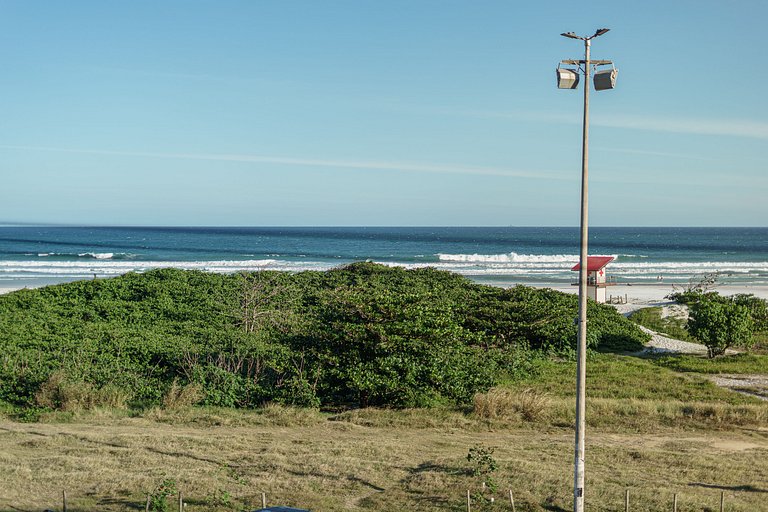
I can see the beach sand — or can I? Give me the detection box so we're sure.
[541,283,768,303]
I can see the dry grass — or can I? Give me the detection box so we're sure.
[1,405,767,512]
[542,397,768,432]
[162,379,205,410]
[4,353,767,511]
[474,388,551,422]
[35,371,130,411]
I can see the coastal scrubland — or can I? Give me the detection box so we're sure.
[0,263,648,413]
[1,265,766,511]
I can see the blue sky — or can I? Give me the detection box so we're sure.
[1,0,767,226]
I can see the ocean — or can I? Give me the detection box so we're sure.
[1,226,767,289]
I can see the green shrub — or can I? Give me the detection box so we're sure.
[688,298,754,358]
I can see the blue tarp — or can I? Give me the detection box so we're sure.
[252,507,310,512]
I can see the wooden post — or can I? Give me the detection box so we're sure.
[509,489,516,512]
[62,490,67,512]
[720,491,725,512]
[178,491,183,512]
[466,489,471,512]
[261,492,267,509]
[673,493,677,512]
[145,494,151,512]
[625,488,629,512]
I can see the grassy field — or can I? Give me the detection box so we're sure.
[2,353,767,512]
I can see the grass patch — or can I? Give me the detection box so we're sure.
[143,403,327,427]
[162,379,205,410]
[511,354,761,405]
[654,353,768,374]
[629,306,692,341]
[750,331,768,354]
[35,371,132,412]
[329,406,476,430]
[2,410,767,511]
[473,388,550,422]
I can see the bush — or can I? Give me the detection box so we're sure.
[688,298,754,358]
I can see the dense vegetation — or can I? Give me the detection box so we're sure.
[0,263,649,412]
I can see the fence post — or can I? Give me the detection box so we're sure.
[145,493,151,512]
[178,491,183,512]
[262,492,267,509]
[673,493,677,512]
[509,489,516,512]
[466,489,471,512]
[62,490,67,512]
[625,488,629,512]
[720,491,725,512]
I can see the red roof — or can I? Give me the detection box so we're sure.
[571,256,615,272]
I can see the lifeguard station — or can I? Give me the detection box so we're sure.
[571,256,615,303]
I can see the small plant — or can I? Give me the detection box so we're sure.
[667,272,722,303]
[467,444,499,501]
[209,488,232,506]
[149,478,177,512]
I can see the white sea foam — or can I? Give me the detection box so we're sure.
[2,256,768,286]
[79,252,114,259]
[0,259,297,277]
[437,252,581,263]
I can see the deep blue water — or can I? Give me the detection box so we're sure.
[1,226,767,288]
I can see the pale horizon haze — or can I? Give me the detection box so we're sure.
[2,0,767,227]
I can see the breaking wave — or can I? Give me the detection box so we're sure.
[2,256,768,287]
[438,252,581,263]
[36,252,135,260]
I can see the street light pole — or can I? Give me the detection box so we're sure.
[558,28,613,512]
[575,35,591,512]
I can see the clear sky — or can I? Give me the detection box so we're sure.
[1,0,766,226]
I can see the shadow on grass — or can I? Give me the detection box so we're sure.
[597,333,646,353]
[97,496,147,510]
[284,468,385,492]
[408,461,470,476]
[689,482,768,493]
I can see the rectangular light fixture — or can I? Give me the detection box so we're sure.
[557,68,580,89]
[593,68,618,90]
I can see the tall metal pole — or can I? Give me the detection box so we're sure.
[574,37,590,512]
[560,28,613,512]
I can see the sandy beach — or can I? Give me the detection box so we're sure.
[541,282,768,305]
